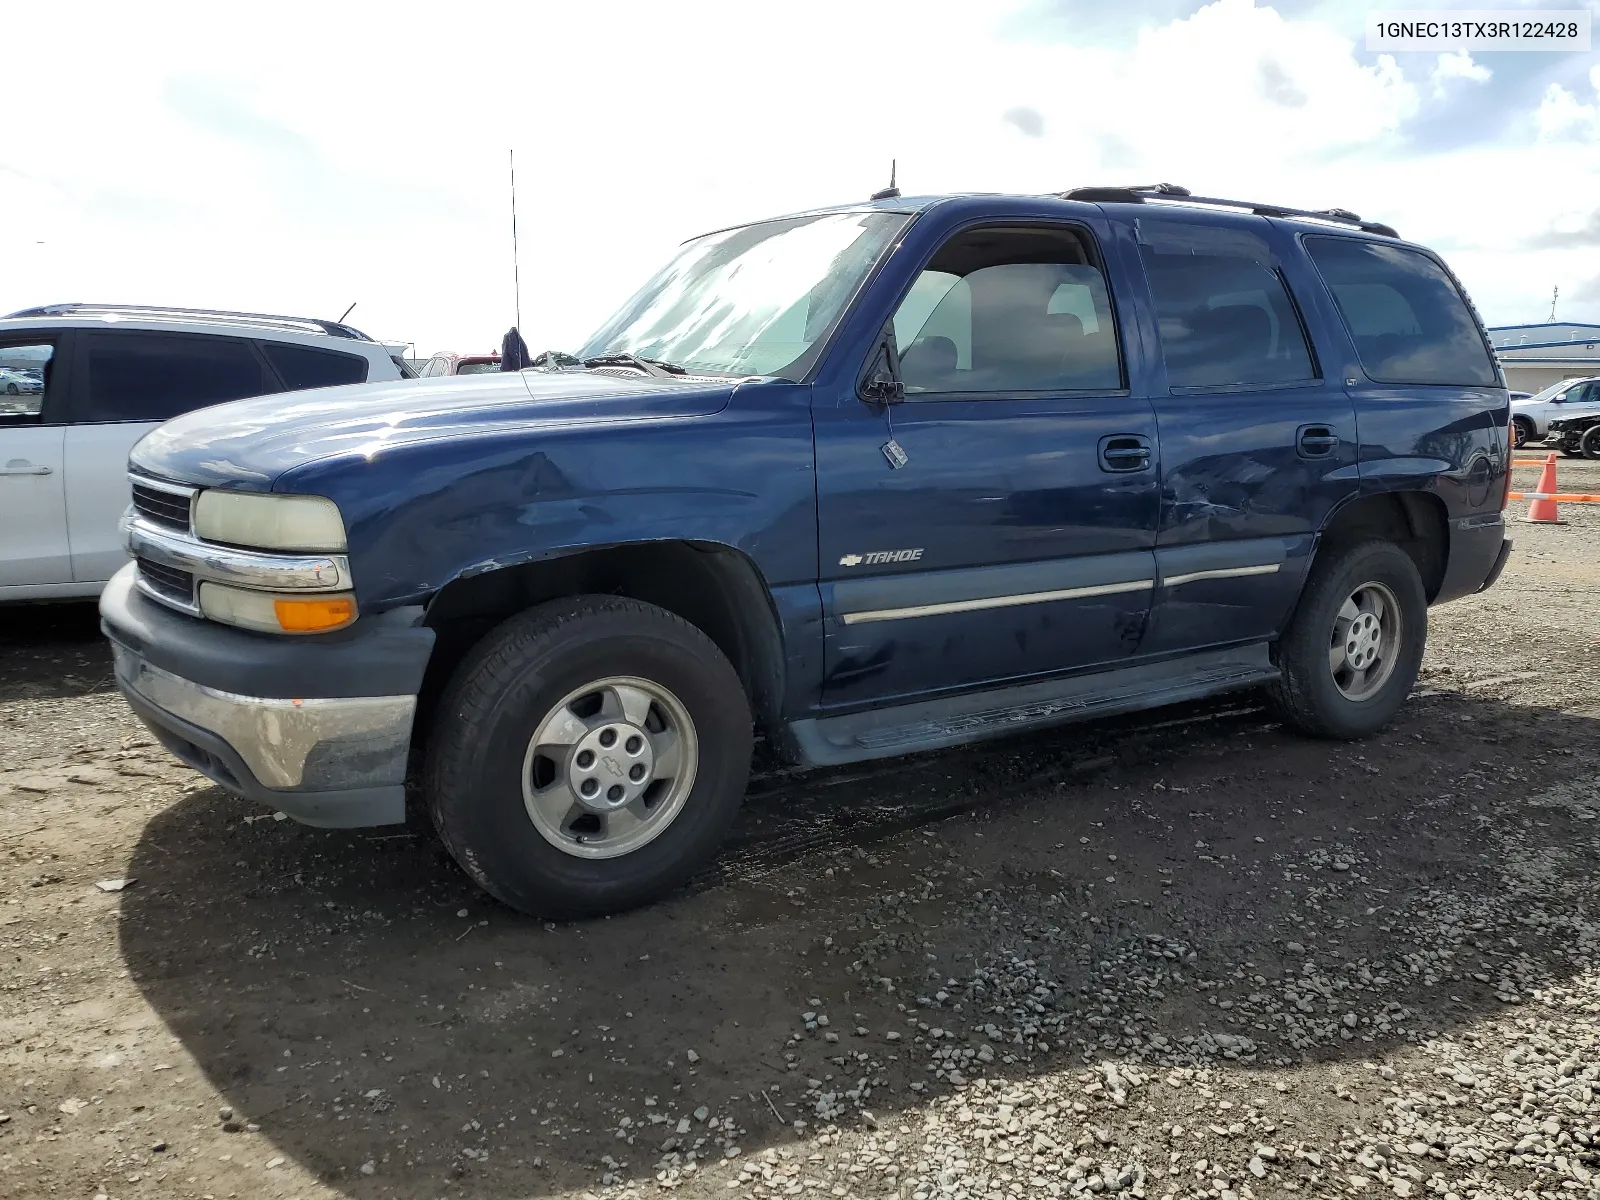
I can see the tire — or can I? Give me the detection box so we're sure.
[1560,442,1585,458]
[425,595,753,919]
[1582,425,1600,460]
[3,383,17,395]
[1511,418,1532,449]
[1267,540,1427,740]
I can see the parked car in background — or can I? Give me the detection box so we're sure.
[1508,390,1532,401]
[0,303,409,603]
[1509,377,1600,446]
[102,184,1511,919]
[417,352,502,377]
[0,366,44,397]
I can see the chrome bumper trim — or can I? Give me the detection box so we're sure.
[112,645,414,791]
[123,513,348,592]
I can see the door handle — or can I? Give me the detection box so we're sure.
[1296,426,1339,459]
[0,459,51,476]
[1099,434,1152,473]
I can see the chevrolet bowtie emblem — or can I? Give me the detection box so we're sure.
[839,554,863,567]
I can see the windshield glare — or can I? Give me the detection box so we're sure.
[578,211,908,379]
[1525,378,1592,402]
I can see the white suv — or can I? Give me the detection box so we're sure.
[0,304,412,602]
[1510,376,1600,447]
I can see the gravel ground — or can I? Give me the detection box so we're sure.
[2,457,1598,1200]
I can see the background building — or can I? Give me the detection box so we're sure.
[1488,322,1600,393]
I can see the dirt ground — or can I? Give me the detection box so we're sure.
[3,457,1599,1200]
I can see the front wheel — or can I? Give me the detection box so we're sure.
[3,383,17,395]
[1268,540,1427,740]
[1511,418,1532,449]
[425,596,753,918]
[1581,425,1600,460]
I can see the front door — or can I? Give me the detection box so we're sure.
[814,220,1161,709]
[1128,214,1360,657]
[0,335,70,591]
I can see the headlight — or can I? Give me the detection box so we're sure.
[199,582,358,634]
[193,491,347,553]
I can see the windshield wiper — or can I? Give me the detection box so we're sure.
[581,352,688,378]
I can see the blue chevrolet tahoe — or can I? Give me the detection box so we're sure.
[101,183,1513,918]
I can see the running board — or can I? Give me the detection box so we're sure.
[789,645,1279,767]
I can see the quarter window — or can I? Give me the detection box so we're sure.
[1138,223,1316,390]
[0,341,54,422]
[890,226,1123,395]
[260,341,368,390]
[1304,236,1497,387]
[78,331,269,423]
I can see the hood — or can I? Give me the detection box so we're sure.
[130,370,739,489]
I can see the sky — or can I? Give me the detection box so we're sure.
[3,0,1599,357]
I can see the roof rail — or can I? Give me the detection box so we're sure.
[3,303,375,341]
[1060,184,1399,239]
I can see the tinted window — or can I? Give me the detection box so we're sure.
[261,341,368,390]
[891,226,1122,395]
[1139,226,1315,390]
[1305,237,1497,387]
[80,332,268,423]
[0,342,54,422]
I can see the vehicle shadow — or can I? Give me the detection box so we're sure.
[116,689,1599,1197]
[0,600,113,701]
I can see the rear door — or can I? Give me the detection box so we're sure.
[1129,214,1360,656]
[64,329,277,584]
[0,333,70,590]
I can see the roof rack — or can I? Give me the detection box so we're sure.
[3,303,375,341]
[1060,184,1399,239]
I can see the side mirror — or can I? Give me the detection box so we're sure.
[858,329,905,405]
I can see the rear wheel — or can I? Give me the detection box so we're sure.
[426,596,753,918]
[1268,540,1427,740]
[1581,425,1600,460]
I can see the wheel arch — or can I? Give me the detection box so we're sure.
[416,540,786,746]
[1316,490,1449,602]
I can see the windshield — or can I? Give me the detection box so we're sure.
[577,211,909,379]
[455,360,501,375]
[1524,378,1593,403]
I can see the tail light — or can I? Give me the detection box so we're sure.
[1500,419,1513,511]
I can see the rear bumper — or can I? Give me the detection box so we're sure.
[1435,513,1511,605]
[100,565,434,827]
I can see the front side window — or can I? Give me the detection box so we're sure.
[579,211,909,379]
[0,341,54,422]
[1139,222,1316,390]
[79,331,269,423]
[1304,236,1497,387]
[890,225,1122,395]
[260,341,368,390]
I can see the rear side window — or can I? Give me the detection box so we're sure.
[261,341,368,390]
[0,340,55,423]
[1139,221,1316,390]
[78,331,269,423]
[1304,237,1497,387]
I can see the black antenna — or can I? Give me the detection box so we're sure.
[1549,285,1559,323]
[870,159,900,201]
[510,149,523,331]
[337,302,357,323]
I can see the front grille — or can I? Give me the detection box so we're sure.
[131,482,192,532]
[136,557,195,605]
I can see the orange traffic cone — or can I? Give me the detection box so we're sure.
[1525,452,1564,524]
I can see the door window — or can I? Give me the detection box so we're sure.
[1304,236,1497,387]
[0,342,55,423]
[78,331,269,423]
[890,226,1123,395]
[260,341,369,390]
[1138,224,1316,390]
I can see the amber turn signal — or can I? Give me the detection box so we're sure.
[273,595,358,633]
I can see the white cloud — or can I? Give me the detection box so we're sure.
[0,0,1596,348]
[1429,51,1490,99]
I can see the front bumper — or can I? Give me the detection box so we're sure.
[100,565,434,828]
